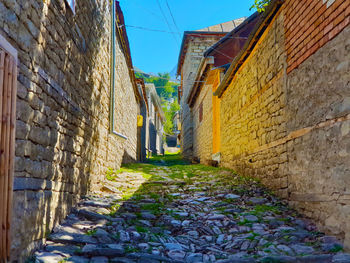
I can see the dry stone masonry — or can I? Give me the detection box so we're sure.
[0,0,139,260]
[217,0,350,251]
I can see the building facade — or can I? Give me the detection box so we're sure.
[187,14,259,165]
[177,19,246,160]
[213,0,350,249]
[0,0,140,260]
[145,83,165,156]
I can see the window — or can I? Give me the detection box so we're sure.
[199,102,203,123]
[66,0,76,14]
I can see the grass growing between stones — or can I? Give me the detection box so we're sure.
[33,153,347,263]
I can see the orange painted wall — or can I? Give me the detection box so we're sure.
[212,70,221,154]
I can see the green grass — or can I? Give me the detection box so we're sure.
[135,226,149,233]
[329,244,343,253]
[86,229,97,236]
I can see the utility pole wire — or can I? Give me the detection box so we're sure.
[121,24,181,34]
[165,0,181,41]
[156,0,180,46]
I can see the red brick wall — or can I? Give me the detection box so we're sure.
[284,0,350,73]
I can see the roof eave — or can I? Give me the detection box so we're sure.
[204,12,260,57]
[214,0,284,98]
[187,56,214,107]
[176,31,228,77]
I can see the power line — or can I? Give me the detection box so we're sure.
[121,24,181,34]
[156,0,180,45]
[165,0,181,40]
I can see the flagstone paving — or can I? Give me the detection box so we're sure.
[33,154,350,263]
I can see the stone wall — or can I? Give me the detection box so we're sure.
[220,11,288,196]
[286,24,350,248]
[0,0,138,260]
[192,69,220,164]
[180,36,224,159]
[192,84,213,164]
[219,5,350,248]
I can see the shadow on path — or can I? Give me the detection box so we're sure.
[32,154,350,263]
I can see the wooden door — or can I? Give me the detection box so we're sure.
[0,36,17,262]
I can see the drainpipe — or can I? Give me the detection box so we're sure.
[110,0,128,140]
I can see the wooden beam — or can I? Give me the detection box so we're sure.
[3,58,13,260]
[0,50,5,261]
[0,55,10,259]
[7,58,17,259]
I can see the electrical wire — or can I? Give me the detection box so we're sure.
[156,0,180,45]
[165,0,181,40]
[121,24,181,34]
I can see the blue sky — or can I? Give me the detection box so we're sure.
[119,0,256,76]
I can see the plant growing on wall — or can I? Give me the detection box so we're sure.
[251,0,271,12]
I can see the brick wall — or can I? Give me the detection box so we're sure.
[285,0,350,72]
[0,0,138,260]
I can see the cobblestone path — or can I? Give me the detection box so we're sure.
[34,155,350,263]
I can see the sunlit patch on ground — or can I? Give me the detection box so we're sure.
[32,154,349,263]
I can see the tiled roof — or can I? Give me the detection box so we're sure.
[177,17,247,76]
[196,18,247,33]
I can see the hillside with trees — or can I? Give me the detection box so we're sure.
[136,72,180,135]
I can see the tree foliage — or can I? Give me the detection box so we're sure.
[136,71,180,135]
[250,0,271,12]
[162,99,180,135]
[135,72,178,98]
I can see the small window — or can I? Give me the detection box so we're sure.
[66,0,76,14]
[199,102,203,123]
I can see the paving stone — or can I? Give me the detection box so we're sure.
[186,253,203,263]
[249,197,267,205]
[49,232,98,244]
[164,243,183,250]
[291,244,314,254]
[332,254,350,263]
[65,256,90,263]
[260,255,296,263]
[45,243,79,256]
[295,254,333,263]
[33,160,343,263]
[168,249,186,260]
[111,258,136,263]
[90,256,109,263]
[35,252,64,263]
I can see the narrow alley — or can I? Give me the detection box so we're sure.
[33,154,348,263]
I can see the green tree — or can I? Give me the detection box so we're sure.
[162,99,180,135]
[251,0,271,12]
[135,71,180,135]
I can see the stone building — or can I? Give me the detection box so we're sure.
[177,18,246,160]
[206,0,350,249]
[136,78,149,162]
[187,13,259,165]
[0,0,141,261]
[144,83,165,157]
